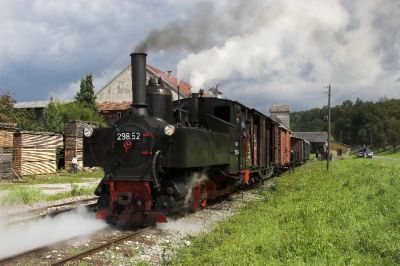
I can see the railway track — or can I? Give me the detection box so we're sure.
[50,227,150,265]
[0,227,149,265]
[1,196,98,225]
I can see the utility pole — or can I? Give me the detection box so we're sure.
[326,85,331,171]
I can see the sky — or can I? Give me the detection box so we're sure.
[0,0,399,113]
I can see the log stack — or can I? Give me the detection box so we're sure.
[64,121,99,170]
[0,123,16,179]
[13,131,63,176]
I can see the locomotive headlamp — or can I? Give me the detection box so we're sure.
[83,126,94,137]
[164,125,175,136]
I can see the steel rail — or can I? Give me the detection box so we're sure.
[0,196,99,219]
[50,227,150,266]
[0,227,114,264]
[0,246,48,264]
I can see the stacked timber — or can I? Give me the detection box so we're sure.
[0,123,16,179]
[13,131,63,176]
[64,121,99,170]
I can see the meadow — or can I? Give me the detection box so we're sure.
[0,170,102,206]
[172,158,400,265]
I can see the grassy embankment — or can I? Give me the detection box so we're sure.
[173,159,400,265]
[0,170,103,206]
[375,148,400,159]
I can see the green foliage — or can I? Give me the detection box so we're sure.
[291,98,400,148]
[14,108,44,131]
[41,100,106,134]
[45,185,96,201]
[43,98,64,133]
[0,169,103,191]
[0,92,16,123]
[172,159,400,265]
[0,92,43,130]
[57,102,105,126]
[387,119,400,153]
[75,74,96,110]
[0,186,44,206]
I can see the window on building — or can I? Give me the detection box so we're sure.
[117,112,123,119]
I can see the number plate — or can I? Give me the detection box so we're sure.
[116,132,142,141]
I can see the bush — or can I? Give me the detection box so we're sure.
[0,186,44,206]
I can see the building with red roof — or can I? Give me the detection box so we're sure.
[96,64,192,124]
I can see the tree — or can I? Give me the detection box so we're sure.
[41,101,106,133]
[0,93,16,123]
[74,74,96,110]
[291,97,400,147]
[43,98,64,133]
[387,118,400,153]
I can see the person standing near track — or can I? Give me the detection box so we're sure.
[290,149,295,171]
[71,156,78,173]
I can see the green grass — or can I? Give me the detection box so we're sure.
[45,184,97,201]
[172,159,400,265]
[0,186,44,206]
[0,184,97,206]
[0,169,103,190]
[375,148,400,159]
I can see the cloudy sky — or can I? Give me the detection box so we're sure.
[0,0,399,112]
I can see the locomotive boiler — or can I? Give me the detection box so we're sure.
[83,52,299,227]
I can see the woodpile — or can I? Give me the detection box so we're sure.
[0,123,16,179]
[13,131,63,176]
[64,121,98,170]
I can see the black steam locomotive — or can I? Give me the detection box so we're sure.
[83,53,299,227]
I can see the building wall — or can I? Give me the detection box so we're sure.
[274,113,290,129]
[96,67,133,103]
[96,67,180,103]
[330,142,351,159]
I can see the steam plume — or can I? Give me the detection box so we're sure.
[0,206,108,259]
[133,1,261,53]
[175,0,400,97]
[184,172,208,208]
[135,0,400,108]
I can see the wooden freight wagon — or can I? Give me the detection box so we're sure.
[278,126,291,168]
[291,136,305,165]
[0,123,16,179]
[64,120,99,170]
[13,131,63,176]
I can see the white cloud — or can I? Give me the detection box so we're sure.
[50,67,121,101]
[176,0,400,110]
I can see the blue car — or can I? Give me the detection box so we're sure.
[357,148,373,158]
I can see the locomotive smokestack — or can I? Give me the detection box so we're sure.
[130,52,148,115]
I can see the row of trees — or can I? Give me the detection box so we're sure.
[0,74,106,134]
[291,98,400,152]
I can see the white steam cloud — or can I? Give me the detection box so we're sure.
[0,206,108,259]
[174,0,400,110]
[184,172,208,208]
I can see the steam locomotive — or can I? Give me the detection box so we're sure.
[83,53,309,227]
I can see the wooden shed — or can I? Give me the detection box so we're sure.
[13,131,63,176]
[64,121,99,170]
[0,123,16,179]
